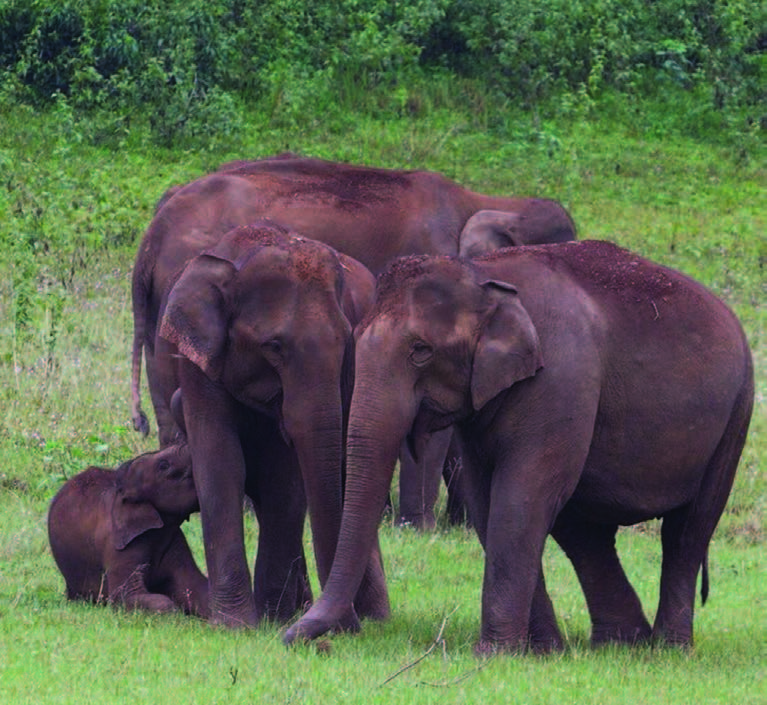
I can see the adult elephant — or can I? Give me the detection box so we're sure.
[284,241,754,653]
[131,154,576,443]
[157,222,387,628]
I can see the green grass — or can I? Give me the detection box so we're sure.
[2,500,765,704]
[0,95,764,703]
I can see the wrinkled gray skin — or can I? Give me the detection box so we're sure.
[284,240,754,653]
[131,155,575,445]
[131,155,575,548]
[48,444,208,616]
[157,222,388,629]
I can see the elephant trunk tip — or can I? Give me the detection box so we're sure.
[132,409,150,437]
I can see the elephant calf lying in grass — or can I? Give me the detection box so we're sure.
[48,444,208,616]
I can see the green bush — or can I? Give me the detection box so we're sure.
[441,0,766,109]
[0,0,763,143]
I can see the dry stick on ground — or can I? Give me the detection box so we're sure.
[418,657,495,688]
[380,606,460,687]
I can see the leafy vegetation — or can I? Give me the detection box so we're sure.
[0,0,764,144]
[0,2,764,703]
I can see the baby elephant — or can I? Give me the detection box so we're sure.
[48,443,208,616]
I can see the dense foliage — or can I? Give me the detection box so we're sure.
[0,0,764,143]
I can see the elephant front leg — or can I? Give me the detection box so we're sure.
[181,363,257,628]
[247,434,313,623]
[477,531,551,654]
[155,531,210,618]
[352,533,390,621]
[252,516,313,623]
[108,563,177,613]
[528,566,565,652]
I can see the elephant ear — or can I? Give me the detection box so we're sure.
[459,210,524,258]
[471,280,543,410]
[159,254,236,381]
[336,252,376,326]
[112,495,164,550]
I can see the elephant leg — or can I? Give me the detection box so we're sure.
[552,514,651,645]
[397,428,452,529]
[145,342,182,447]
[529,565,565,652]
[108,563,177,613]
[442,431,470,526]
[466,407,594,653]
[475,462,560,653]
[152,530,210,618]
[245,425,313,623]
[653,403,748,647]
[653,508,702,646]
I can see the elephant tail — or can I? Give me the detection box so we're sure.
[701,552,709,606]
[130,262,151,437]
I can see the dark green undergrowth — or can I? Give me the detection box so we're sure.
[1,0,764,146]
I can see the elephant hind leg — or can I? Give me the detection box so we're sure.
[552,516,651,646]
[654,375,753,647]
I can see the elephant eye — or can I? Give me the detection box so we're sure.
[261,338,283,356]
[157,459,170,472]
[409,341,433,366]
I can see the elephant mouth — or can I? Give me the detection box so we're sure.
[232,388,283,417]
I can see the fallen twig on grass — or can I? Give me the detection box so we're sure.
[380,606,459,686]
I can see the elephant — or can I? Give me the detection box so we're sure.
[157,222,389,628]
[396,427,469,529]
[47,443,208,616]
[151,153,299,215]
[131,154,575,444]
[131,156,575,547]
[284,240,754,653]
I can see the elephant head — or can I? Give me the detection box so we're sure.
[458,209,526,258]
[158,222,378,624]
[112,443,197,550]
[284,255,542,643]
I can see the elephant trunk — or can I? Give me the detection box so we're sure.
[284,370,413,644]
[282,381,345,587]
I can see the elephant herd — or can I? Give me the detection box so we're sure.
[48,155,753,655]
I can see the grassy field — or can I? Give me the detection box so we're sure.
[0,100,764,703]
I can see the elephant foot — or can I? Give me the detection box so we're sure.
[283,603,360,645]
[473,636,528,657]
[528,631,565,654]
[122,592,178,614]
[474,631,564,657]
[397,513,436,531]
[591,621,652,647]
[650,626,694,649]
[209,601,259,629]
[354,585,391,622]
